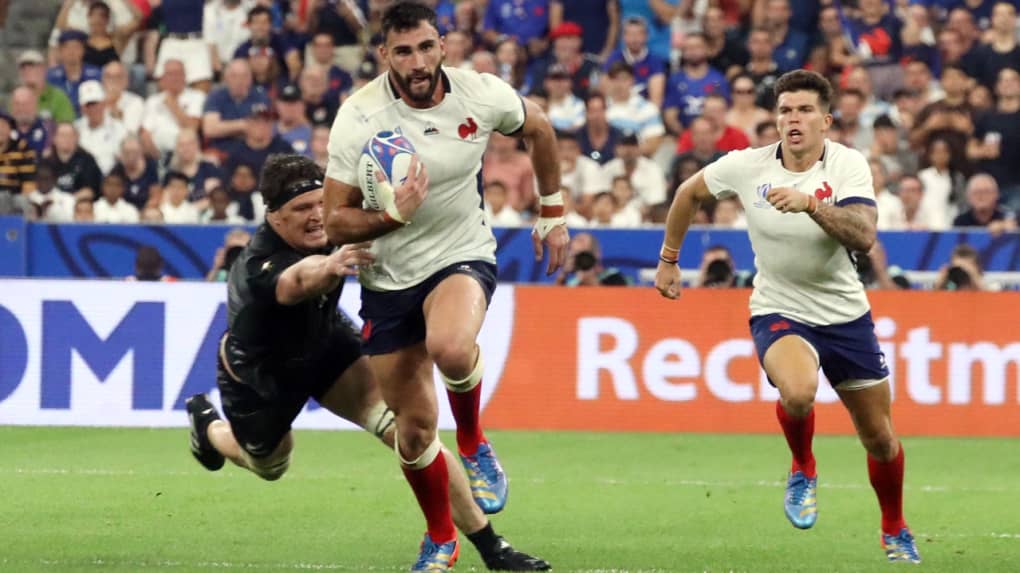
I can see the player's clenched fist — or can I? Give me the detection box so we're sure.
[766,186,813,214]
[654,260,682,299]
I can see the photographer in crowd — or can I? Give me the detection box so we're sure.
[695,245,754,288]
[556,232,630,287]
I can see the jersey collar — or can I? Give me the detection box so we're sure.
[775,139,828,169]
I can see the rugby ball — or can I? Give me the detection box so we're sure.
[357,130,416,212]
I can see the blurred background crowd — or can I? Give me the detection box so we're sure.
[0,0,1017,285]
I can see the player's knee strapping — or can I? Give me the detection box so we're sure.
[395,431,442,469]
[442,349,484,393]
[363,401,396,441]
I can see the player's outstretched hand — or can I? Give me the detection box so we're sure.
[379,155,429,223]
[654,260,682,299]
[532,223,569,276]
[330,241,374,276]
[766,186,811,213]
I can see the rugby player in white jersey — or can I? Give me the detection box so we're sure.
[323,2,566,570]
[654,70,920,564]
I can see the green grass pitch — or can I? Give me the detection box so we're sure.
[1,427,1016,572]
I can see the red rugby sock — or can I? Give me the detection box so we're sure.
[402,455,456,543]
[448,382,486,456]
[869,444,907,536]
[775,400,817,478]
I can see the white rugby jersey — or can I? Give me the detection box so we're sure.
[703,139,875,326]
[326,67,526,291]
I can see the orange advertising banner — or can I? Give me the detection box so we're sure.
[483,288,1020,437]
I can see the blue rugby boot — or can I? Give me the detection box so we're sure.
[882,528,921,564]
[460,441,508,514]
[784,470,818,529]
[411,533,460,572]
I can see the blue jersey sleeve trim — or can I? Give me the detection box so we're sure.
[836,197,877,207]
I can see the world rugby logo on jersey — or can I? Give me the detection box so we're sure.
[357,129,416,212]
[753,183,772,208]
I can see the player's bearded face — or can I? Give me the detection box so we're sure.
[385,24,445,105]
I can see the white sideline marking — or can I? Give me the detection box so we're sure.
[2,467,1016,493]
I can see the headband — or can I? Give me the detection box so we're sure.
[265,178,323,212]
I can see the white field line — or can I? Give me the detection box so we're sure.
[2,467,1015,494]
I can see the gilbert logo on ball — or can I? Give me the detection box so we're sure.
[357,130,417,212]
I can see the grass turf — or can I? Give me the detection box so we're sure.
[1,428,1016,572]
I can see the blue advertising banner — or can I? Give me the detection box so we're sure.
[17,221,1020,281]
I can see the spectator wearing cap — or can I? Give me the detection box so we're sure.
[704,6,748,80]
[306,32,354,101]
[604,61,664,158]
[604,16,666,108]
[299,66,339,127]
[601,132,666,210]
[29,162,76,222]
[531,22,601,99]
[74,80,128,174]
[483,0,550,56]
[557,130,606,215]
[663,33,729,135]
[969,3,1020,91]
[676,93,748,154]
[234,6,301,81]
[202,59,270,153]
[9,86,51,158]
[953,174,1016,233]
[845,0,904,100]
[203,0,253,78]
[165,128,223,202]
[544,64,586,132]
[17,50,76,125]
[970,68,1020,207]
[759,0,809,73]
[152,0,214,89]
[743,27,781,111]
[870,115,916,183]
[483,132,537,213]
[577,93,623,165]
[47,30,103,115]
[44,122,103,200]
[141,59,206,158]
[618,0,677,62]
[550,0,619,61]
[111,135,161,210]
[0,113,37,197]
[275,85,313,158]
[221,104,294,179]
[101,61,144,134]
[94,171,140,223]
[307,0,367,74]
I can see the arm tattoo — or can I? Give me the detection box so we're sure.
[809,202,877,252]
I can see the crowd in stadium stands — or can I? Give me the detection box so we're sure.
[0,0,1018,236]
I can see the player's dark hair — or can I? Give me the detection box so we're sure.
[259,154,323,206]
[247,5,272,22]
[382,1,438,41]
[774,70,834,112]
